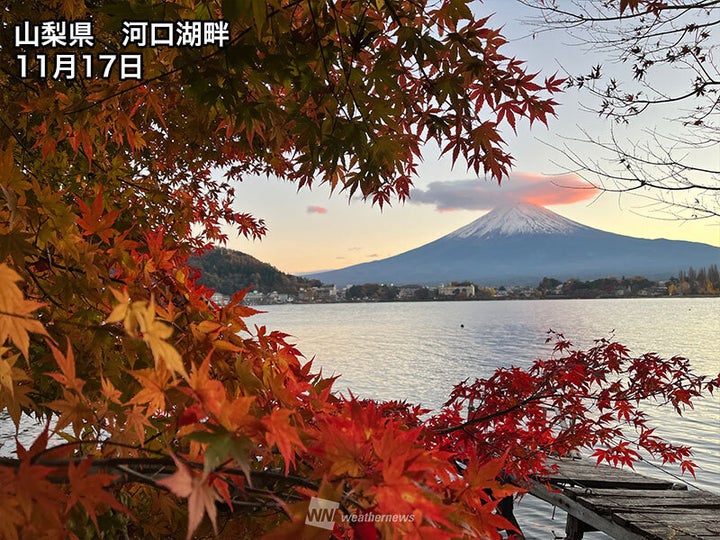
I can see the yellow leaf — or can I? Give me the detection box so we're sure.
[46,392,92,438]
[105,287,131,325]
[0,141,15,179]
[0,264,48,359]
[0,348,32,427]
[149,337,186,378]
[134,298,187,378]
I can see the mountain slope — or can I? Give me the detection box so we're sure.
[308,203,720,287]
[189,247,320,295]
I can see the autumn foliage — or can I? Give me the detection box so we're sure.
[0,1,717,539]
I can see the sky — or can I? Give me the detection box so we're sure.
[223,1,720,275]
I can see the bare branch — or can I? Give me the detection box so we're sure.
[519,0,720,220]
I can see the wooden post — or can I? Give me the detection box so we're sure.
[565,515,593,540]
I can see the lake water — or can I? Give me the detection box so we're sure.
[250,298,719,539]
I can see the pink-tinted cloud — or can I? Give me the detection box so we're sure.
[410,172,598,212]
[307,205,328,214]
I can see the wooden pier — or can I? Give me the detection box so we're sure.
[527,457,720,539]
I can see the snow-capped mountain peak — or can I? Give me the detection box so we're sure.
[446,202,588,239]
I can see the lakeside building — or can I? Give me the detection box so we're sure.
[298,285,337,302]
[438,283,476,298]
[398,286,423,300]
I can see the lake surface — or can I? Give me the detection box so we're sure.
[250,298,719,539]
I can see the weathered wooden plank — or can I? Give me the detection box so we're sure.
[565,487,697,499]
[545,457,650,474]
[575,493,720,510]
[539,459,678,490]
[615,511,720,538]
[545,459,667,484]
[620,524,709,540]
[553,476,676,490]
[615,510,720,525]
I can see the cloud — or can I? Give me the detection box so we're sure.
[409,172,598,212]
[307,205,328,214]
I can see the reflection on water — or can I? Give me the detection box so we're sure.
[253,298,719,539]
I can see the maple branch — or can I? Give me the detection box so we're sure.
[327,0,379,143]
[0,453,321,500]
[542,127,720,220]
[435,392,557,435]
[28,439,169,464]
[114,464,161,486]
[3,448,320,487]
[0,113,33,155]
[62,0,304,117]
[25,270,67,311]
[519,0,720,24]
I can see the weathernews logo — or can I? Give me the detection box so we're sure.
[305,497,415,530]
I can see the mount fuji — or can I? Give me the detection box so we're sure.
[308,203,720,287]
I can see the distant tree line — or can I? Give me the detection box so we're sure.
[345,283,400,301]
[669,265,720,296]
[340,268,720,303]
[538,276,657,298]
[344,282,496,302]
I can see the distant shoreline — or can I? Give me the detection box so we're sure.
[244,293,719,307]
[206,266,720,306]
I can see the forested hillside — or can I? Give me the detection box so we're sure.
[189,247,321,295]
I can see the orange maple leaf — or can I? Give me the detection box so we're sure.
[263,408,306,474]
[129,364,176,415]
[66,458,130,531]
[47,339,85,394]
[156,453,221,540]
[75,187,121,243]
[100,376,122,404]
